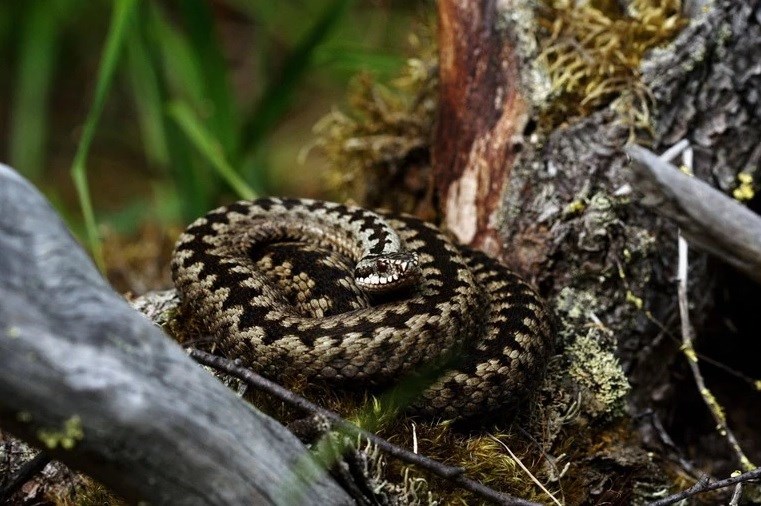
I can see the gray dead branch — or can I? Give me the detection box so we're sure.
[626,145,761,285]
[0,163,352,505]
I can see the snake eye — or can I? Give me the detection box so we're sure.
[376,261,389,273]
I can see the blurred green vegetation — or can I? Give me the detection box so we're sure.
[0,0,420,269]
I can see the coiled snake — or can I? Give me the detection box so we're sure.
[172,198,554,419]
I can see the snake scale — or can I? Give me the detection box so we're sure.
[171,197,555,420]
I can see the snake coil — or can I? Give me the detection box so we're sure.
[172,197,554,419]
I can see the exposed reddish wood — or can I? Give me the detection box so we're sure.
[433,0,529,256]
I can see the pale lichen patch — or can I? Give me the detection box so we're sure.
[566,330,631,420]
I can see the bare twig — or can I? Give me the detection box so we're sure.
[638,305,759,391]
[669,145,755,473]
[515,425,568,499]
[189,349,541,506]
[626,144,761,285]
[729,483,743,506]
[0,453,51,503]
[648,467,761,506]
[635,409,702,479]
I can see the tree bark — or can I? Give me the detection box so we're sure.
[0,163,352,505]
[434,0,761,393]
[434,0,530,257]
[429,0,761,498]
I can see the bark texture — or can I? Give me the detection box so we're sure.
[429,0,761,498]
[434,0,530,257]
[644,3,761,189]
[435,0,761,390]
[0,163,352,505]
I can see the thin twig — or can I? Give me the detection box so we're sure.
[0,452,51,502]
[189,349,541,506]
[515,425,568,497]
[639,304,759,390]
[648,467,761,506]
[729,483,742,506]
[673,147,755,473]
[634,409,702,479]
[657,138,690,162]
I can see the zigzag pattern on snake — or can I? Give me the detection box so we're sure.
[171,197,555,419]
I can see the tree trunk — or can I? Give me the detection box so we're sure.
[431,0,761,498]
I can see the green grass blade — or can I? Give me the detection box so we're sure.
[140,2,214,219]
[240,0,355,158]
[126,13,169,167]
[147,5,206,107]
[9,1,59,179]
[168,101,256,200]
[177,0,239,159]
[70,0,137,272]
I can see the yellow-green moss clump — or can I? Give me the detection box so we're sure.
[537,0,687,131]
[313,25,438,215]
[733,172,755,202]
[37,416,84,450]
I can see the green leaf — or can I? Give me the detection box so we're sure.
[139,2,214,219]
[177,0,239,160]
[126,13,169,167]
[148,5,206,107]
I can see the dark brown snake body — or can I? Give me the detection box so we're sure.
[171,197,555,419]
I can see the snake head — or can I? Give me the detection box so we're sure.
[354,252,421,294]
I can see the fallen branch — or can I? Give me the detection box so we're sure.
[625,144,761,284]
[190,349,542,506]
[0,452,51,502]
[0,164,352,505]
[649,467,761,506]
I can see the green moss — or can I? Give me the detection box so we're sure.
[37,416,84,450]
[563,199,587,216]
[365,422,558,504]
[733,172,755,201]
[625,290,644,310]
[556,286,600,322]
[554,286,630,420]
